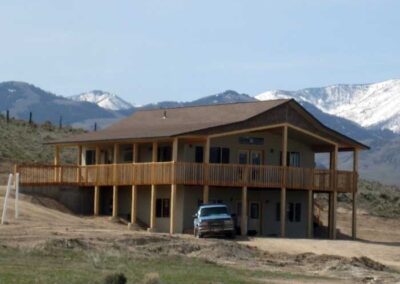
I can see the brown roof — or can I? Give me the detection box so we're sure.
[50,99,369,150]
[53,99,289,143]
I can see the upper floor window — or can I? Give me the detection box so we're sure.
[210,147,230,164]
[195,146,204,163]
[158,146,172,161]
[85,150,96,165]
[280,151,301,167]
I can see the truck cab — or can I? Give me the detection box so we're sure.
[193,204,235,238]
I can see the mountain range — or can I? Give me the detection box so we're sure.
[0,80,399,185]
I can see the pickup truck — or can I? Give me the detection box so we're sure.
[193,204,235,238]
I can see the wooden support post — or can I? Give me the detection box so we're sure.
[203,186,209,204]
[54,145,60,183]
[113,143,119,184]
[170,184,177,234]
[203,137,210,204]
[95,146,101,164]
[94,186,100,216]
[307,190,313,238]
[352,148,359,240]
[77,145,82,183]
[280,125,288,238]
[332,145,338,239]
[149,185,156,231]
[112,185,118,220]
[128,143,139,230]
[170,138,178,234]
[241,186,248,236]
[149,142,158,232]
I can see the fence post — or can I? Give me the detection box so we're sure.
[15,173,20,219]
[1,174,14,224]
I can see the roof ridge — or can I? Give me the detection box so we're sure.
[135,98,291,113]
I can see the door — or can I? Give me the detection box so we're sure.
[248,201,261,235]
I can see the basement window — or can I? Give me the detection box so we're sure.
[156,198,170,218]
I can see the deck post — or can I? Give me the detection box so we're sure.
[280,125,288,237]
[241,186,248,236]
[203,137,210,204]
[54,145,60,182]
[352,148,359,240]
[332,145,338,239]
[149,142,158,231]
[77,145,82,183]
[149,185,157,231]
[129,143,139,228]
[170,138,178,234]
[112,185,118,220]
[328,145,338,239]
[111,144,119,221]
[307,190,313,238]
[94,186,100,215]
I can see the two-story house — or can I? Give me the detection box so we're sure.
[18,99,368,239]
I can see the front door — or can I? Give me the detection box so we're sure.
[248,201,261,235]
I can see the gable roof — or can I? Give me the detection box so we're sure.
[50,99,369,150]
[53,99,289,142]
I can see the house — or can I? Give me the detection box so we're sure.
[17,99,368,239]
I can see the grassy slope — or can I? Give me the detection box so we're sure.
[0,247,323,284]
[0,115,84,163]
[357,179,400,218]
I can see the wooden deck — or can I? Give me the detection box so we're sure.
[17,162,357,192]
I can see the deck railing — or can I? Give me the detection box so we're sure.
[17,162,357,192]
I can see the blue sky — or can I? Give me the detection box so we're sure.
[0,1,399,105]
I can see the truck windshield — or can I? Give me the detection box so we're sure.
[200,207,228,217]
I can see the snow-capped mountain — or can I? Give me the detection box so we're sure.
[70,90,133,111]
[256,79,400,133]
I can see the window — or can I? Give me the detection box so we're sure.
[210,147,230,164]
[85,150,96,165]
[123,150,133,162]
[195,146,204,163]
[250,203,259,219]
[158,146,172,161]
[288,202,301,222]
[156,198,170,218]
[238,136,264,145]
[280,152,301,167]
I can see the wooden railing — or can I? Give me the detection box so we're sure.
[16,162,357,192]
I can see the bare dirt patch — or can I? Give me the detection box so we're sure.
[0,187,399,283]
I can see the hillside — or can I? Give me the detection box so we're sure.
[0,114,84,183]
[0,81,118,127]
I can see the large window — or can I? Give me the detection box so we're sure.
[158,146,172,161]
[156,198,170,218]
[210,147,230,163]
